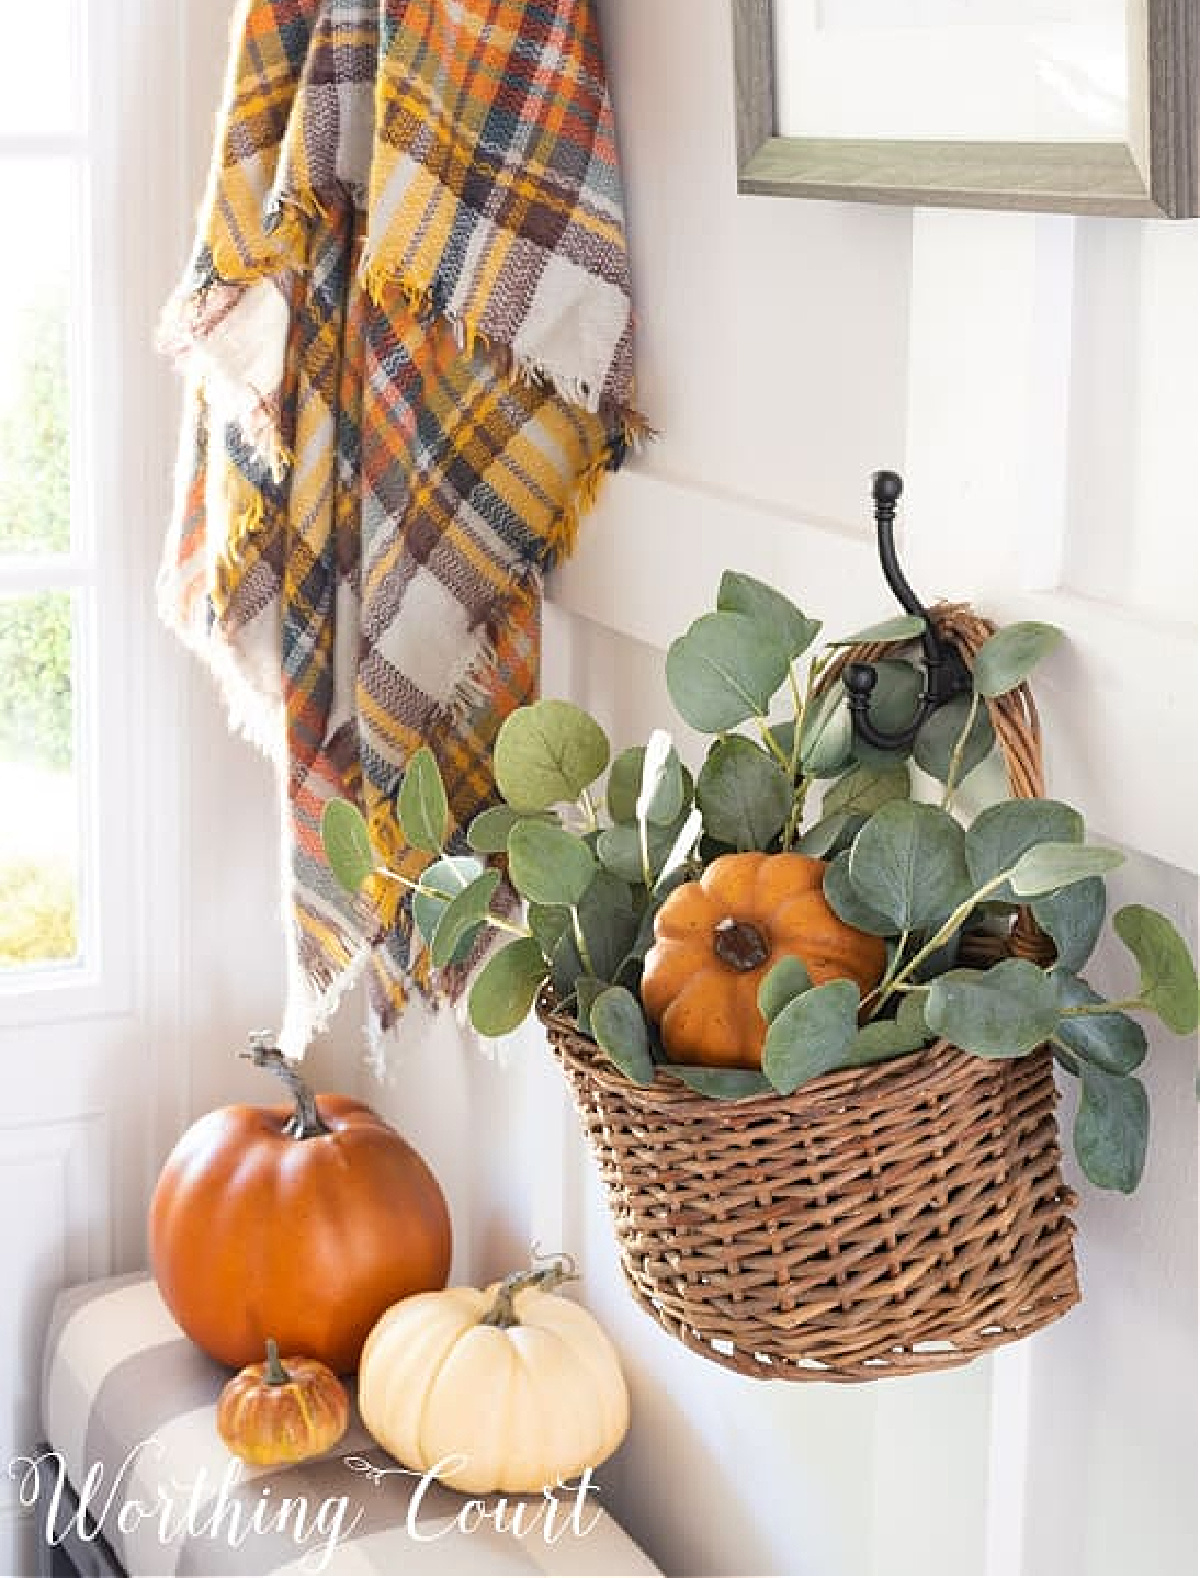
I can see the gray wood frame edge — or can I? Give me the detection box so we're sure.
[732,0,1199,218]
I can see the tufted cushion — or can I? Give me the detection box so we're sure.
[39,1275,659,1577]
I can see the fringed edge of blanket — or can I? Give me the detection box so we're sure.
[359,254,652,449]
[156,275,294,485]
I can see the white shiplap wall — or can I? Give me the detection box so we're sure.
[366,3,1198,1575]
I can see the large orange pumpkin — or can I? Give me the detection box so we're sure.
[641,852,887,1069]
[149,1042,452,1372]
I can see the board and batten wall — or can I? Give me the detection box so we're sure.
[361,3,1198,1576]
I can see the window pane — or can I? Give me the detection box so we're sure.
[0,591,80,973]
[0,3,77,136]
[0,160,74,554]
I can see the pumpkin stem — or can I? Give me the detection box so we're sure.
[241,1035,332,1139]
[712,918,770,972]
[480,1253,579,1328]
[263,1338,291,1386]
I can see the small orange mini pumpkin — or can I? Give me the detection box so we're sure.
[216,1340,350,1466]
[641,852,887,1068]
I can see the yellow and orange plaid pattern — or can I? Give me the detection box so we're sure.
[158,0,638,1053]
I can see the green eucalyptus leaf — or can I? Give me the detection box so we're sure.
[762,979,861,1095]
[1052,971,1147,1074]
[796,810,868,860]
[395,746,449,854]
[895,988,932,1042]
[845,1019,928,1066]
[1074,1065,1148,1193]
[526,902,571,960]
[1113,905,1200,1035]
[827,614,926,647]
[668,1067,774,1099]
[925,959,1059,1058]
[716,571,821,661]
[507,822,596,907]
[321,799,375,894]
[965,799,1084,903]
[973,622,1063,699]
[577,872,640,981]
[758,956,812,1023]
[412,855,486,948]
[595,823,648,885]
[607,746,645,824]
[590,985,656,1086]
[549,925,584,1000]
[597,811,693,888]
[574,975,608,1037]
[493,700,610,811]
[848,801,971,932]
[637,730,686,826]
[654,809,705,892]
[429,869,501,968]
[467,937,547,1037]
[1009,841,1124,897]
[666,611,790,731]
[544,871,640,993]
[696,736,791,851]
[823,761,911,819]
[767,719,797,762]
[798,686,854,778]
[823,852,898,937]
[1031,877,1107,974]
[468,805,552,854]
[913,693,996,785]
[608,746,693,830]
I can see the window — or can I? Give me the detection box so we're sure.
[0,7,93,984]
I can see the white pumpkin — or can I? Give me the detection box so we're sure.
[358,1260,630,1494]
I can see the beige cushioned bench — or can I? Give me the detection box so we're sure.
[38,1274,660,1578]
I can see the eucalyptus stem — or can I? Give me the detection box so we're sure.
[570,906,597,976]
[1060,996,1145,1018]
[940,688,982,811]
[782,779,811,850]
[865,928,912,1015]
[377,867,530,939]
[578,788,600,833]
[787,662,809,769]
[638,813,655,892]
[781,658,819,849]
[757,716,792,773]
[870,872,1009,1014]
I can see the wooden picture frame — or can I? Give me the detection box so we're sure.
[733,0,1198,217]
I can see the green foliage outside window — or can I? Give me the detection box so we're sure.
[0,291,72,772]
[0,286,78,967]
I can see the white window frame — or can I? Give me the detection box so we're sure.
[0,0,177,1027]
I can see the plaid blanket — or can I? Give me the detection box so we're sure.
[159,0,639,1054]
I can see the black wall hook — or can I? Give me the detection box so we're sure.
[843,471,972,752]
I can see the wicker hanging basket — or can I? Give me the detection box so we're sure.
[538,605,1081,1382]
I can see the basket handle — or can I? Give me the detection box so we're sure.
[829,602,1046,805]
[830,605,1053,966]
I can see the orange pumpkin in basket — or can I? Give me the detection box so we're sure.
[641,852,887,1069]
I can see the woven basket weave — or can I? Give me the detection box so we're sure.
[540,605,1081,1382]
